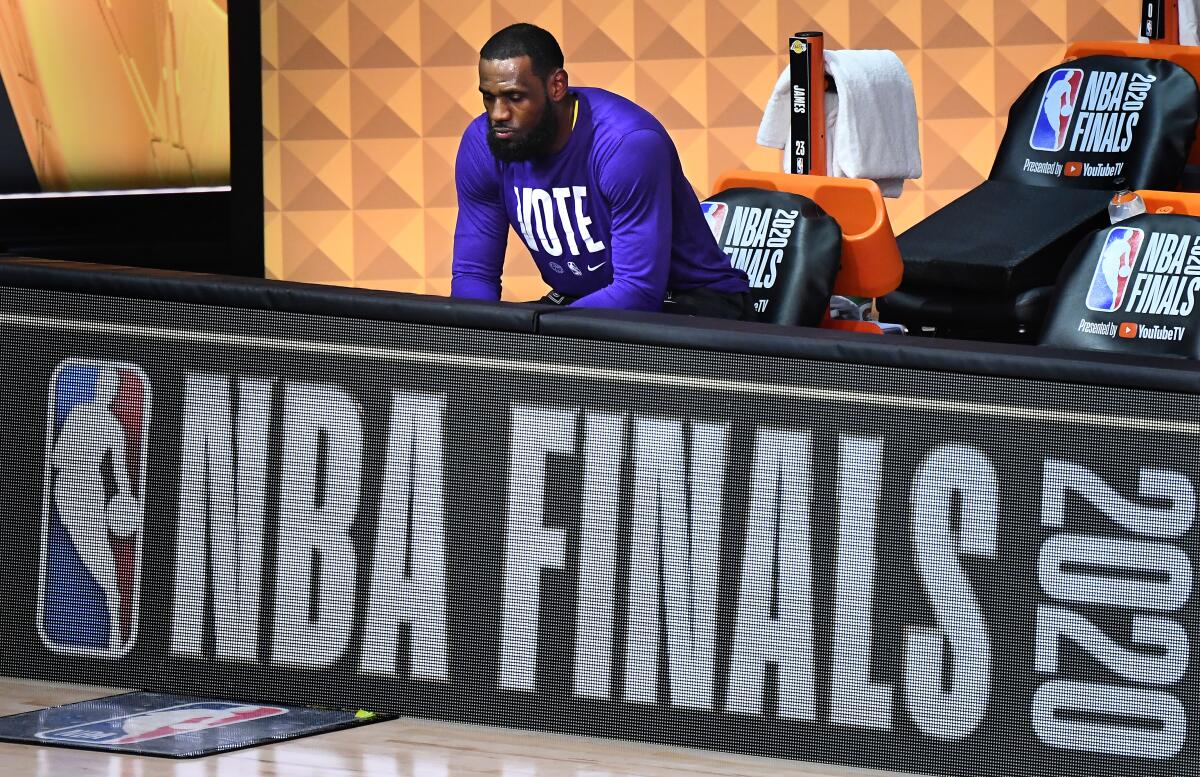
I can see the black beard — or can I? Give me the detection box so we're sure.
[487,100,561,162]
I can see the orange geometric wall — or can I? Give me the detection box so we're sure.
[262,0,1136,299]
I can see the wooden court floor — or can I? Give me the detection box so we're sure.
[0,676,910,777]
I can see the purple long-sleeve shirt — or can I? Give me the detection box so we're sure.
[452,87,748,310]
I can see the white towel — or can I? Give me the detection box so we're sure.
[1184,0,1198,45]
[756,50,921,198]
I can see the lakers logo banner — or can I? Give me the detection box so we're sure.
[0,284,1195,777]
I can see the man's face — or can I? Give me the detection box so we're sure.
[479,56,559,162]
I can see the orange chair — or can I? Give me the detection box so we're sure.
[711,170,903,334]
[1137,189,1200,213]
[1066,41,1200,169]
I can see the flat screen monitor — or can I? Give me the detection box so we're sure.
[0,0,230,199]
[0,0,260,277]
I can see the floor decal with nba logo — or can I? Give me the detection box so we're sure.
[0,691,391,758]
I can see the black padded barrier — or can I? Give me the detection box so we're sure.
[699,188,841,325]
[4,265,1200,777]
[1042,213,1200,358]
[535,306,1200,394]
[0,257,543,334]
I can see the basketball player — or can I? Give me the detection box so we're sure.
[452,24,751,318]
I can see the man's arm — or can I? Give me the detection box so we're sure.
[452,127,509,300]
[572,129,672,311]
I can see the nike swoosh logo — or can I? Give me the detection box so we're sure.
[587,262,607,272]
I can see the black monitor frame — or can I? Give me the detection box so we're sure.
[0,2,263,278]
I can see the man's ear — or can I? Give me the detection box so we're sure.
[547,68,569,103]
